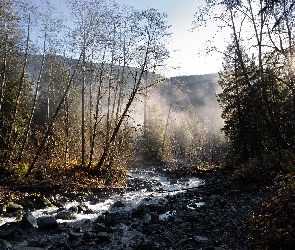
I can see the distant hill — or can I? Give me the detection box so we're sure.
[26,55,222,124]
[160,73,221,123]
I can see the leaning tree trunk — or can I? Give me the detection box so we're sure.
[17,42,46,163]
[25,53,83,177]
[5,15,31,167]
[96,59,148,170]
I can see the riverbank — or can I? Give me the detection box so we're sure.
[0,165,282,249]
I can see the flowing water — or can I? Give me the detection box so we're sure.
[0,165,204,226]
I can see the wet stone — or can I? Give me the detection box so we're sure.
[20,211,38,228]
[0,166,256,250]
[0,239,12,249]
[69,206,79,213]
[5,202,23,213]
[68,231,84,240]
[146,203,166,214]
[133,204,149,216]
[195,235,209,242]
[96,232,110,242]
[37,216,58,231]
[0,204,5,214]
[94,214,105,223]
[150,212,159,222]
[77,205,87,213]
[92,222,107,232]
[14,247,45,250]
[113,200,125,207]
[56,210,76,220]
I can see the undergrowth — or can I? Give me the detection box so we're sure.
[223,149,295,249]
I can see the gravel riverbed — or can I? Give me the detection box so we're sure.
[0,166,264,250]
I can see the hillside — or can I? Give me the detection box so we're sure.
[161,73,221,123]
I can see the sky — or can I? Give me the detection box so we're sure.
[118,0,225,77]
[30,0,227,77]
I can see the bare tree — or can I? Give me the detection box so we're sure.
[95,7,170,169]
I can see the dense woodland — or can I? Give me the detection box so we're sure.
[0,0,225,186]
[195,0,295,248]
[2,0,295,248]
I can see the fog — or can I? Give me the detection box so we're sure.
[130,73,223,130]
[128,73,225,164]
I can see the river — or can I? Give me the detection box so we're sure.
[32,165,204,224]
[0,164,206,249]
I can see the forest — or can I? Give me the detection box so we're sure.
[0,0,225,188]
[1,0,295,249]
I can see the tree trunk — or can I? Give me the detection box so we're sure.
[25,53,83,177]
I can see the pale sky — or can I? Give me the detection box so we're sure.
[31,0,226,77]
[119,0,225,77]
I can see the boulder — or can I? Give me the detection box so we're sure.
[56,210,76,220]
[0,204,5,214]
[5,202,23,213]
[113,200,125,207]
[14,248,45,250]
[133,204,149,216]
[29,194,52,208]
[96,232,110,242]
[92,223,107,232]
[13,247,45,250]
[20,211,38,228]
[147,204,166,214]
[94,215,105,223]
[68,206,79,213]
[0,239,12,249]
[37,216,58,231]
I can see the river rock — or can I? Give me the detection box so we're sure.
[131,221,143,229]
[169,179,178,184]
[179,177,190,183]
[0,239,12,248]
[147,203,166,214]
[135,239,154,250]
[5,202,23,213]
[150,212,159,222]
[69,206,79,213]
[68,230,84,241]
[143,214,151,223]
[113,200,125,207]
[104,214,118,226]
[94,215,105,223]
[37,216,58,231]
[56,210,76,220]
[29,194,52,208]
[185,210,201,222]
[20,211,38,228]
[13,247,45,250]
[92,223,107,232]
[77,204,87,213]
[195,235,209,242]
[96,232,110,242]
[134,204,149,216]
[0,204,5,214]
